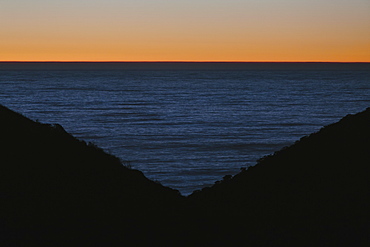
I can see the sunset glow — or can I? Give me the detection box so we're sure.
[1,0,369,62]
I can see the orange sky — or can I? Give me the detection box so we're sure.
[1,0,369,62]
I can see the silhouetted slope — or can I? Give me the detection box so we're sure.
[0,104,182,246]
[1,104,370,246]
[188,108,370,246]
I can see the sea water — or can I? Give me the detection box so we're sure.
[1,63,369,195]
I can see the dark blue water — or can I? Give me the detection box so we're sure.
[1,66,369,195]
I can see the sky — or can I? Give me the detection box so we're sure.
[1,0,369,62]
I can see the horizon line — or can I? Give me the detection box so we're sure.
[1,61,370,63]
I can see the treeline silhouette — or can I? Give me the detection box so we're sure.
[0,104,369,246]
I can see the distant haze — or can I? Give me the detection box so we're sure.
[1,0,369,62]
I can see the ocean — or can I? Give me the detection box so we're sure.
[1,62,369,195]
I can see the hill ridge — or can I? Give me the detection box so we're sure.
[1,104,369,246]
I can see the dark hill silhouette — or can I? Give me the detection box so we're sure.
[0,104,183,246]
[1,104,369,246]
[187,108,370,246]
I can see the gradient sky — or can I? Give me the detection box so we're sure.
[1,0,369,62]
